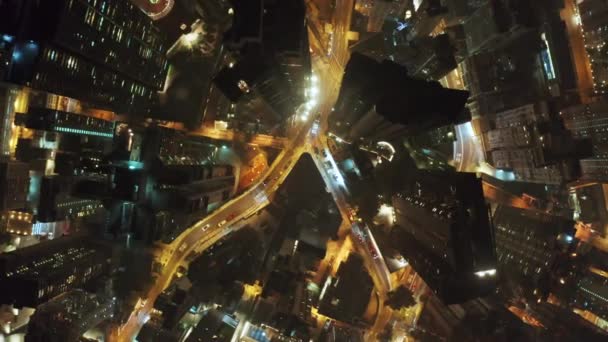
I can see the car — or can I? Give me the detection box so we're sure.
[218,219,227,227]
[227,213,237,221]
[201,224,210,231]
[178,242,188,252]
[322,150,329,158]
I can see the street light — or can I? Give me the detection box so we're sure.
[184,32,198,43]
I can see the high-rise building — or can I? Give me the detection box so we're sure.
[493,205,576,300]
[484,102,589,184]
[527,302,607,340]
[462,0,537,55]
[214,0,311,126]
[456,0,579,115]
[0,159,30,211]
[107,125,236,241]
[561,100,608,182]
[0,0,169,114]
[0,235,111,308]
[25,289,116,342]
[578,0,608,95]
[330,53,469,144]
[24,107,114,139]
[318,254,373,325]
[459,31,546,117]
[405,34,458,81]
[569,270,608,323]
[415,295,536,341]
[390,171,497,304]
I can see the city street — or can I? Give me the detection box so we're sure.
[114,1,400,340]
[561,0,594,102]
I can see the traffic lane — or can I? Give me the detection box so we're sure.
[332,0,354,66]
[122,24,338,340]
[121,182,269,336]
[310,143,392,292]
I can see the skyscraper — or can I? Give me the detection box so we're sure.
[0,159,30,211]
[330,52,469,144]
[561,100,608,182]
[484,102,589,184]
[569,270,608,323]
[25,289,116,342]
[0,235,111,308]
[493,205,576,300]
[0,0,169,114]
[391,171,496,304]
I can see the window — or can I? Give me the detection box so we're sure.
[84,8,95,25]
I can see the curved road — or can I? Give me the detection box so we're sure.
[115,1,397,339]
[116,105,318,340]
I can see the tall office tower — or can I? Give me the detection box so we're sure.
[401,34,458,81]
[0,235,111,308]
[23,107,115,139]
[527,302,607,340]
[483,102,589,184]
[406,0,477,41]
[318,254,373,324]
[462,0,538,55]
[141,127,235,212]
[0,0,169,114]
[107,125,236,242]
[459,0,578,116]
[578,0,608,95]
[415,295,536,341]
[0,159,30,211]
[214,0,311,126]
[568,269,608,323]
[25,289,116,342]
[561,101,608,182]
[459,30,546,118]
[493,205,576,301]
[330,53,469,144]
[147,0,233,127]
[364,0,408,33]
[390,171,496,304]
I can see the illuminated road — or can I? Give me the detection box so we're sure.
[306,0,396,337]
[116,52,338,342]
[560,0,594,102]
[116,110,318,340]
[453,121,485,173]
[190,126,287,149]
[114,2,400,340]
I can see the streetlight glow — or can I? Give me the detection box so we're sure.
[184,32,198,43]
